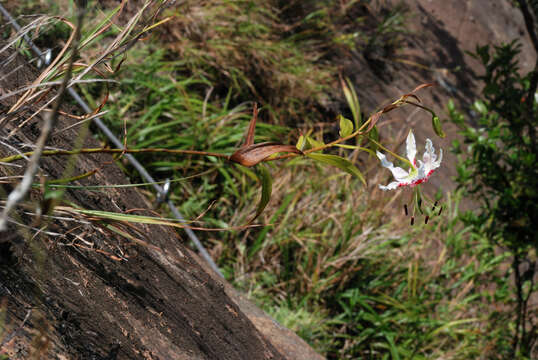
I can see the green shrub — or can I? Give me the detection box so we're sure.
[449,39,537,358]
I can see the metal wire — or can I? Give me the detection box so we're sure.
[0,4,223,277]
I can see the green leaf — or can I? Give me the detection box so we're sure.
[249,192,294,259]
[447,99,455,112]
[305,136,325,152]
[342,77,361,128]
[296,135,305,151]
[368,125,380,151]
[338,115,354,137]
[250,164,272,223]
[62,208,195,228]
[307,153,366,185]
[385,333,401,360]
[473,100,488,115]
[432,116,446,138]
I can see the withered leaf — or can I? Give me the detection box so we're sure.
[245,103,258,146]
[409,82,434,94]
[229,142,303,167]
[367,110,383,132]
[400,83,434,103]
[365,83,435,132]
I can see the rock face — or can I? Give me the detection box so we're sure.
[0,47,318,359]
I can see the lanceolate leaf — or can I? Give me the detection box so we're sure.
[368,125,379,151]
[334,143,376,156]
[245,103,258,146]
[339,115,354,137]
[341,77,362,128]
[367,110,383,132]
[250,164,272,223]
[305,136,325,151]
[230,142,302,167]
[402,83,434,101]
[307,153,366,185]
[296,134,306,151]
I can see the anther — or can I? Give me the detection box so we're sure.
[432,200,438,211]
[437,206,443,216]
[404,204,408,216]
[425,215,429,224]
[410,216,415,225]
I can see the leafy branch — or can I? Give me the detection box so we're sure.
[1,82,444,223]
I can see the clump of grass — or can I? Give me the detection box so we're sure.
[222,170,516,358]
[163,0,333,123]
[101,46,293,226]
[159,0,409,124]
[221,156,390,296]
[267,298,335,354]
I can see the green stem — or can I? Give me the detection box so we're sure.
[0,147,230,163]
[46,170,97,184]
[403,100,436,116]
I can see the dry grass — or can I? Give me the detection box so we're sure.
[161,0,334,123]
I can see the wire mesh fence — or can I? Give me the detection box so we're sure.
[0,3,222,276]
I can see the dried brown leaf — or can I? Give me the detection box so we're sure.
[245,103,258,146]
[367,110,383,132]
[229,142,302,167]
[410,82,434,94]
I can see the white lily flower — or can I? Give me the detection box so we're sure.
[376,130,442,191]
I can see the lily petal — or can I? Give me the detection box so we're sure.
[379,181,402,191]
[422,139,442,174]
[415,160,427,180]
[434,148,443,168]
[376,151,409,181]
[423,139,434,171]
[406,130,417,165]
